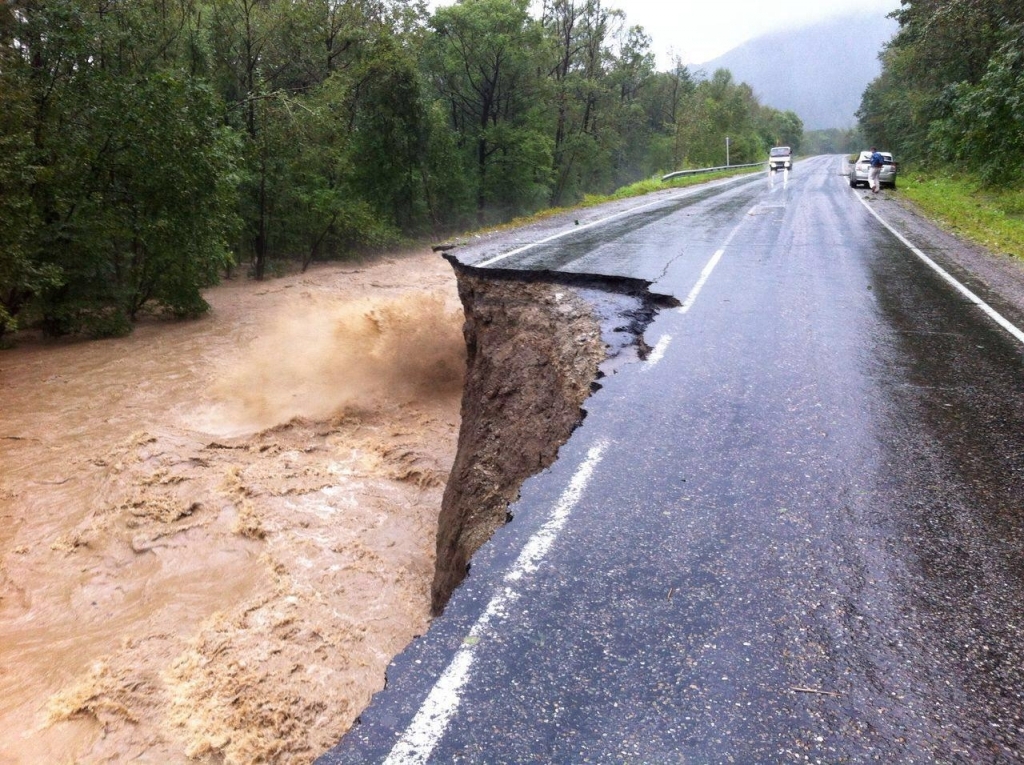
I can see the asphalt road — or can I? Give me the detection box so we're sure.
[319,156,1024,763]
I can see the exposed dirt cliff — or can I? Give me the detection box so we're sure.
[431,260,677,613]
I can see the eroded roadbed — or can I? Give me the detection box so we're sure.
[320,158,1024,763]
[431,259,678,613]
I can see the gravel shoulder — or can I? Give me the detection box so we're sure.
[875,193,1024,332]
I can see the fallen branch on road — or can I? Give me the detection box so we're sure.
[790,686,843,697]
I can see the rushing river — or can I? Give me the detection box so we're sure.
[0,253,463,763]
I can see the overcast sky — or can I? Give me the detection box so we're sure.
[615,0,900,66]
[425,0,901,70]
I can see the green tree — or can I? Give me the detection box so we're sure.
[206,0,289,280]
[802,128,862,155]
[759,109,803,154]
[858,0,1024,175]
[674,69,768,168]
[607,23,656,186]
[541,0,619,204]
[425,0,552,222]
[887,0,1019,91]
[347,38,430,233]
[1,0,238,336]
[642,59,698,174]
[270,35,428,271]
[928,26,1024,185]
[0,87,60,339]
[207,0,435,273]
[857,43,936,160]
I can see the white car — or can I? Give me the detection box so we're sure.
[849,151,897,189]
[768,146,792,172]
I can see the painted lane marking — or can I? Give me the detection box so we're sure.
[383,440,609,765]
[645,334,672,367]
[645,212,752,370]
[678,248,726,316]
[474,176,754,268]
[856,193,1024,346]
[381,649,475,765]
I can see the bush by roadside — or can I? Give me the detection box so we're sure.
[900,172,1024,261]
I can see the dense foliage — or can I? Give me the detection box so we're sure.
[858,0,1024,185]
[0,0,801,338]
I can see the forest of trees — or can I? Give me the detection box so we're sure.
[0,0,802,339]
[858,0,1024,186]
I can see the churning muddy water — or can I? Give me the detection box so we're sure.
[0,252,465,763]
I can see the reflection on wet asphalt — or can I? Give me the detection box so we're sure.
[320,157,1024,763]
[501,189,757,275]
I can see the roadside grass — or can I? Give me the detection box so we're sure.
[899,172,1024,260]
[584,165,763,205]
[490,165,765,232]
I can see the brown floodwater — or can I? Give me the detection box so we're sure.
[0,253,464,763]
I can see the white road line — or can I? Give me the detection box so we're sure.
[856,193,1024,346]
[678,248,726,316]
[474,176,750,268]
[645,213,752,370]
[381,649,475,765]
[644,334,672,367]
[383,440,609,765]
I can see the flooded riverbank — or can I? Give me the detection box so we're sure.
[0,252,464,763]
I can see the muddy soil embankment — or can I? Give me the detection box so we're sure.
[432,260,678,613]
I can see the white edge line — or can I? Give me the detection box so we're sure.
[504,439,607,582]
[382,440,609,764]
[382,648,475,765]
[857,193,1024,346]
[474,176,750,268]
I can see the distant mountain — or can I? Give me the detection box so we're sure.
[695,13,898,131]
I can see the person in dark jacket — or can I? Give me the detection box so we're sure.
[868,147,885,193]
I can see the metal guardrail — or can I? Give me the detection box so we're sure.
[661,162,764,181]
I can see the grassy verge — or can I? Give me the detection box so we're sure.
[899,171,1024,260]
[492,165,764,231]
[584,165,763,205]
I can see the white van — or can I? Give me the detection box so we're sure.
[768,146,792,172]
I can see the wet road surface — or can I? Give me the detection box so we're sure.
[319,157,1024,763]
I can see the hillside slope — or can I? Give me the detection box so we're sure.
[696,13,897,130]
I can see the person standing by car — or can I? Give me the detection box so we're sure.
[868,147,885,193]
